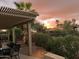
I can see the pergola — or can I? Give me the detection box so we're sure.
[0,6,38,56]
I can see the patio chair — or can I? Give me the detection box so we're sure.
[11,44,21,59]
[0,48,12,59]
[7,43,21,59]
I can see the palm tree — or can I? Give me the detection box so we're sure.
[14,2,32,43]
[56,20,59,25]
[72,19,77,31]
[14,2,32,11]
[56,20,60,29]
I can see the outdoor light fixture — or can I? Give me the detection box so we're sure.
[0,29,7,32]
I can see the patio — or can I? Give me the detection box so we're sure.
[17,43,44,59]
[0,6,38,59]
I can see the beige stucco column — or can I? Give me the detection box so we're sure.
[12,27,16,43]
[8,30,10,41]
[27,23,32,56]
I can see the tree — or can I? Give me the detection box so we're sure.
[14,2,32,43]
[63,20,73,33]
[14,2,32,11]
[31,23,47,32]
[56,20,63,30]
[71,19,77,31]
[56,20,59,27]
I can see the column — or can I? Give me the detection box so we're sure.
[12,27,16,43]
[27,23,32,56]
[7,30,10,41]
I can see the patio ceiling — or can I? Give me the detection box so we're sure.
[0,7,38,29]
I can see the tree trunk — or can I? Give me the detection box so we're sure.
[23,24,28,44]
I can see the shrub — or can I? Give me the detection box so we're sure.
[33,32,79,59]
[48,30,66,36]
[63,35,79,59]
[33,32,52,48]
[46,36,65,56]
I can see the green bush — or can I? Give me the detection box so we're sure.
[63,35,79,59]
[33,32,79,59]
[53,37,65,55]
[48,35,79,59]
[48,30,67,37]
[33,32,52,48]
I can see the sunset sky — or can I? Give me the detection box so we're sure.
[22,0,79,20]
[0,0,79,20]
[0,0,79,28]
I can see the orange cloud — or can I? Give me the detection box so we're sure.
[21,0,79,20]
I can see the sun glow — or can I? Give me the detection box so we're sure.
[42,18,60,29]
[44,21,57,29]
[37,18,63,29]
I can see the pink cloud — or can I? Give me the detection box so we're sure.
[20,0,79,20]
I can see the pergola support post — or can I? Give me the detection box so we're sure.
[27,23,32,56]
[12,27,16,43]
[8,30,10,41]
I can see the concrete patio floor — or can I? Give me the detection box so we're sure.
[19,42,65,59]
[20,43,46,59]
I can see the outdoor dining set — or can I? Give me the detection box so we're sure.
[0,42,21,59]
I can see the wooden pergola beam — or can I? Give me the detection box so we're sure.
[0,7,38,18]
[0,6,38,29]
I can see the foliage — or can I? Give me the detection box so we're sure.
[14,2,32,11]
[48,20,79,37]
[63,20,72,31]
[46,36,64,56]
[62,35,79,59]
[15,27,22,39]
[31,23,47,32]
[14,2,37,14]
[34,32,79,59]
[48,29,66,36]
[33,32,52,48]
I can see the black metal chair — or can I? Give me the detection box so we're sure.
[12,44,21,59]
[7,43,21,59]
[0,48,12,59]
